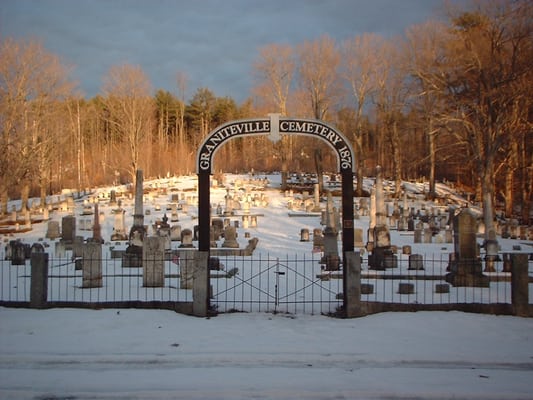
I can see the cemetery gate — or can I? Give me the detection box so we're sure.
[196,114,355,315]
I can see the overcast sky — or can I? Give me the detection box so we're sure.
[1,0,455,102]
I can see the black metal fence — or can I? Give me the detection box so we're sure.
[210,253,343,315]
[1,251,532,316]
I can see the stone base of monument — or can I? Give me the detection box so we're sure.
[435,283,450,293]
[122,245,142,268]
[361,283,374,295]
[445,259,490,287]
[321,254,341,271]
[369,247,397,270]
[398,282,415,294]
[111,233,128,241]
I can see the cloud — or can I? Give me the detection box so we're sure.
[1,0,448,102]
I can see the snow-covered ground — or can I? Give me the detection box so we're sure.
[1,308,533,399]
[1,172,532,399]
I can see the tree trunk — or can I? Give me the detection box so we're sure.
[0,189,8,216]
[20,182,30,213]
[355,136,364,197]
[481,160,497,245]
[390,121,402,197]
[427,119,436,199]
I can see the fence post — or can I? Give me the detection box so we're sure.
[30,252,48,308]
[193,251,209,317]
[511,253,529,317]
[344,251,361,318]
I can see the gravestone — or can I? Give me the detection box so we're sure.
[179,229,194,248]
[408,254,424,270]
[300,228,310,242]
[221,226,239,248]
[89,204,103,243]
[445,208,489,287]
[423,228,432,243]
[61,215,76,244]
[170,225,182,241]
[45,221,61,240]
[211,218,224,240]
[369,166,394,270]
[82,242,102,288]
[111,209,128,241]
[322,192,340,271]
[109,190,117,206]
[414,228,422,243]
[123,170,146,267]
[9,240,26,265]
[30,243,45,254]
[143,236,165,287]
[55,241,67,258]
[313,228,324,252]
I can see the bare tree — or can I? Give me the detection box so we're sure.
[252,43,296,188]
[373,37,410,196]
[101,64,155,184]
[341,33,384,196]
[405,21,452,199]
[0,38,75,214]
[435,0,533,243]
[297,35,342,191]
[297,34,342,121]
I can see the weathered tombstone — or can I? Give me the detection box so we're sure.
[408,254,424,270]
[398,282,415,294]
[224,189,233,216]
[435,283,450,294]
[111,210,128,241]
[129,169,146,244]
[423,228,432,244]
[212,218,224,240]
[10,241,26,265]
[45,221,61,240]
[170,225,182,241]
[61,215,76,244]
[369,167,394,270]
[30,243,45,254]
[109,190,117,206]
[250,215,258,228]
[143,236,165,287]
[179,229,194,248]
[242,215,249,229]
[54,241,66,258]
[89,204,103,244]
[123,170,146,267]
[82,242,102,288]
[322,194,340,271]
[414,228,423,244]
[221,226,239,248]
[445,208,489,287]
[313,228,324,252]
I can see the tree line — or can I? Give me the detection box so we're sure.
[0,0,531,226]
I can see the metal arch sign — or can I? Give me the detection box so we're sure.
[196,114,354,174]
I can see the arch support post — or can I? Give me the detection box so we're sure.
[198,172,211,252]
[341,170,354,255]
